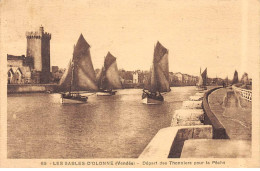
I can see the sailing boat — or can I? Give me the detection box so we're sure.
[96,52,122,96]
[232,70,239,85]
[142,41,171,104]
[58,34,98,103]
[197,67,207,91]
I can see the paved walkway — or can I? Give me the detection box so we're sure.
[208,88,252,140]
[181,139,251,158]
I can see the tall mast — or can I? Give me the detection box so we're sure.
[154,60,159,92]
[69,61,74,93]
[69,45,75,93]
[101,56,106,90]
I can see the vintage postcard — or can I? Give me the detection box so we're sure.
[0,0,259,168]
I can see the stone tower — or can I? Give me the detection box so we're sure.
[26,26,51,83]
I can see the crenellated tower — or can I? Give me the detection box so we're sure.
[26,26,51,83]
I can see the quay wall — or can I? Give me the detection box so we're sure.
[122,83,144,89]
[139,86,245,158]
[7,84,58,93]
[139,125,212,158]
[202,87,229,139]
[140,87,213,158]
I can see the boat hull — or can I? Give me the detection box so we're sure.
[60,93,88,104]
[142,91,164,105]
[142,97,163,105]
[60,97,87,104]
[96,91,116,96]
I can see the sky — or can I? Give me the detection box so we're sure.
[1,0,259,79]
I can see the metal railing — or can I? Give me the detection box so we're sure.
[232,85,252,102]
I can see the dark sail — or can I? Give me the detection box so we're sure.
[143,68,152,90]
[150,65,157,92]
[232,70,239,84]
[201,68,207,86]
[150,41,170,92]
[58,34,98,92]
[98,52,122,90]
[97,67,110,90]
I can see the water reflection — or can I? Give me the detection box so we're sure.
[8,87,196,158]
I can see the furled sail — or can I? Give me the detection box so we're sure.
[97,52,122,90]
[201,68,207,86]
[58,34,98,92]
[150,41,170,92]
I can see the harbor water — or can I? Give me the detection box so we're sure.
[8,87,197,158]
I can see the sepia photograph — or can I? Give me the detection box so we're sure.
[0,0,259,168]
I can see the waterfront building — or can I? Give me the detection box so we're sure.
[7,26,51,84]
[191,76,198,85]
[51,66,65,83]
[7,67,23,84]
[183,74,190,84]
[132,70,145,84]
[26,26,51,83]
[133,71,138,84]
[171,72,183,86]
[118,69,133,84]
[7,55,33,84]
[169,73,179,86]
[174,72,183,83]
[169,72,199,86]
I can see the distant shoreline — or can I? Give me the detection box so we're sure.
[7,84,58,94]
[7,84,198,94]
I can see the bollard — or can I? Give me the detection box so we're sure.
[182,100,202,109]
